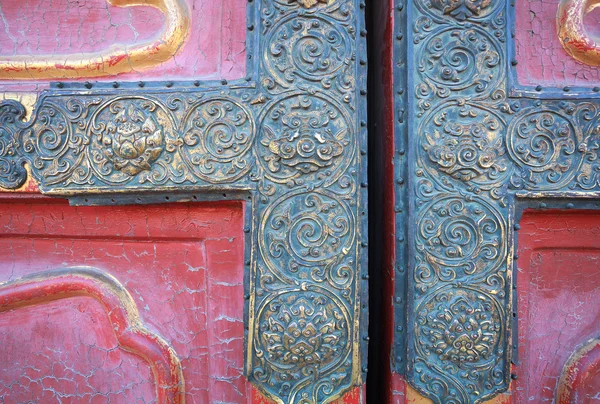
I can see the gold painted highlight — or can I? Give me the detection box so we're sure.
[0,0,190,80]
[558,0,600,66]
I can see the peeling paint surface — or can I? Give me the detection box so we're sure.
[0,0,246,91]
[515,0,600,86]
[514,210,600,402]
[0,197,251,403]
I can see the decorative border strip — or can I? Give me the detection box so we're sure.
[401,0,600,402]
[0,1,367,403]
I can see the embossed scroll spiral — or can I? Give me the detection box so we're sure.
[405,0,600,402]
[0,0,366,403]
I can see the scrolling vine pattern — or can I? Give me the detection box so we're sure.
[404,0,600,402]
[0,1,366,403]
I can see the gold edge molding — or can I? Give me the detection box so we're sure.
[0,0,191,80]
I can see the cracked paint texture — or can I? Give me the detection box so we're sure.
[0,0,246,91]
[0,197,251,403]
[516,0,600,86]
[513,210,600,402]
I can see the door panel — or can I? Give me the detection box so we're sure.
[515,210,600,403]
[370,0,600,401]
[0,0,368,401]
[0,196,249,403]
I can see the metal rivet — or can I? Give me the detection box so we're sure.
[396,34,403,40]
[540,202,547,208]
[363,335,370,341]
[514,224,520,231]
[535,85,542,91]
[166,82,173,88]
[514,254,519,260]
[247,24,254,31]
[511,60,518,66]
[245,260,251,265]
[244,226,251,233]
[360,29,367,37]
[221,79,228,85]
[84,81,92,89]
[360,149,367,155]
[56,82,64,88]
[398,236,404,242]
[138,81,145,88]
[398,149,405,155]
[395,297,403,304]
[361,241,368,248]
[360,120,367,127]
[362,366,368,372]
[564,86,570,92]
[362,274,369,280]
[244,294,250,300]
[112,81,119,88]
[361,182,368,188]
[360,89,367,96]
[396,325,403,332]
[567,203,574,209]
[594,87,600,92]
[396,177,404,185]
[395,206,402,213]
[194,80,200,86]
[511,373,518,380]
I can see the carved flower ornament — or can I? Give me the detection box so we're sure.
[99,104,164,176]
[292,0,329,8]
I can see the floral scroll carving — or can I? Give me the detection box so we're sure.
[404,0,600,402]
[0,0,366,403]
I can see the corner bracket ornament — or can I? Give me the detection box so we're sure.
[0,0,368,403]
[400,0,600,402]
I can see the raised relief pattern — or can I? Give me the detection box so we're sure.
[405,0,600,402]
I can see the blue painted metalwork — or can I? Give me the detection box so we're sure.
[399,0,600,402]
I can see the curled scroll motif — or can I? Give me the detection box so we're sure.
[507,109,584,190]
[417,27,503,101]
[416,196,506,288]
[420,101,510,193]
[180,98,255,183]
[258,190,355,287]
[21,103,88,186]
[0,101,28,189]
[415,0,500,23]
[258,94,352,187]
[252,287,352,404]
[264,14,353,89]
[413,286,506,402]
[88,97,175,185]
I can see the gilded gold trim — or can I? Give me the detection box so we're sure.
[0,0,190,80]
[558,0,600,66]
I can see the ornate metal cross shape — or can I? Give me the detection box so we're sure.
[0,1,367,403]
[395,0,600,402]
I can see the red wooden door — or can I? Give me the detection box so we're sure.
[0,0,368,403]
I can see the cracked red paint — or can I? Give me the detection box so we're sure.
[515,0,600,86]
[0,0,246,91]
[0,196,252,403]
[514,210,600,402]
